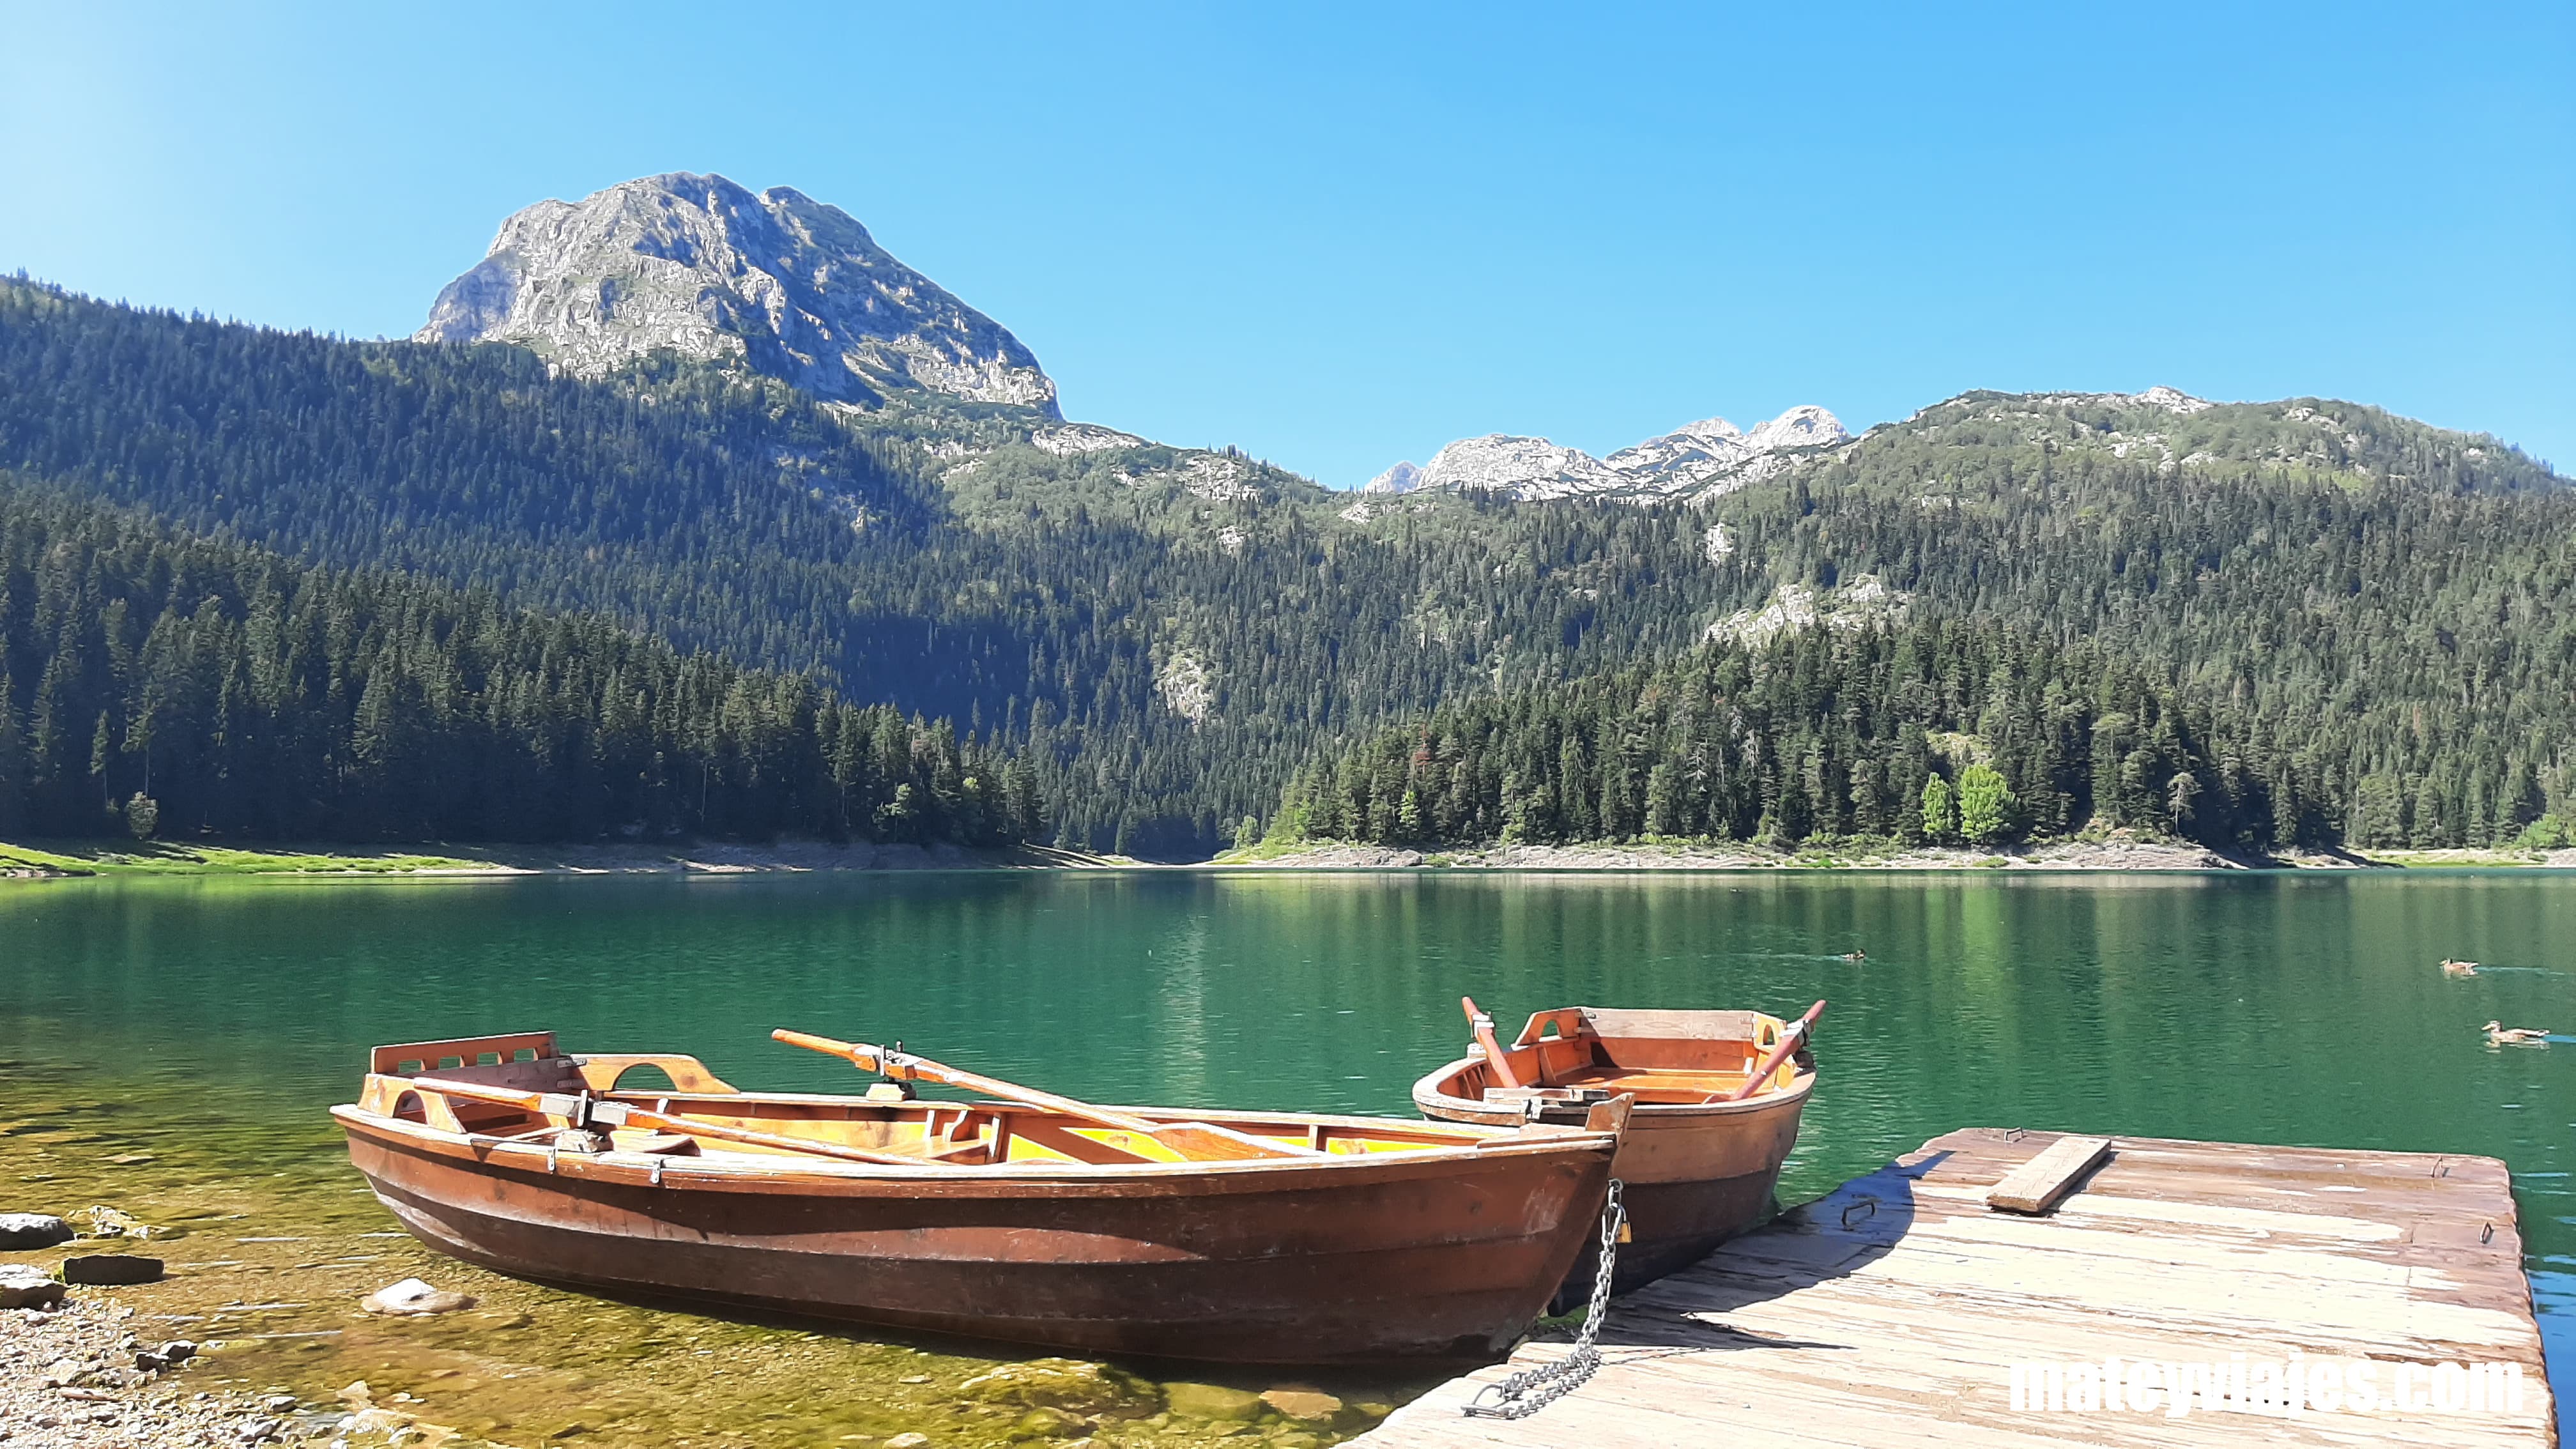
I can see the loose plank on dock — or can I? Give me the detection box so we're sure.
[1357,1129,2554,1448]
[1984,1132,2111,1214]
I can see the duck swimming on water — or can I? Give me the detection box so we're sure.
[2484,1020,2551,1045]
[2441,958,2480,976]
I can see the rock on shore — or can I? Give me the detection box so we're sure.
[0,1215,73,1250]
[1,1295,295,1448]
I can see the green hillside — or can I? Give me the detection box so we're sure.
[1,279,2563,857]
[0,487,1033,845]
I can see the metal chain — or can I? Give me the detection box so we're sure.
[1464,1178,1625,1420]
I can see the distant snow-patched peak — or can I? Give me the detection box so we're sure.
[1604,406,1848,498]
[1364,461,1426,494]
[1604,418,1745,484]
[1745,404,1849,450]
[1376,406,1848,504]
[1414,435,1626,500]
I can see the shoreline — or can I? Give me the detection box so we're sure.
[8,836,2573,881]
[1204,838,2576,873]
[0,839,1119,880]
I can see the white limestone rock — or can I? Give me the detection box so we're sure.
[2134,385,2214,415]
[1604,417,1750,492]
[1705,575,1909,648]
[1744,404,1848,451]
[1032,423,1146,456]
[1393,406,1850,503]
[1364,461,1425,494]
[1157,653,1213,724]
[418,172,1057,411]
[1413,434,1627,500]
[360,1277,475,1315]
[1181,455,1259,502]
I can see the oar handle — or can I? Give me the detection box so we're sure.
[771,1029,892,1074]
[1722,1000,1826,1104]
[772,1028,1169,1136]
[1461,996,1526,1090]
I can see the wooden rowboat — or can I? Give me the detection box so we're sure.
[1412,1001,1818,1300]
[334,1029,1627,1364]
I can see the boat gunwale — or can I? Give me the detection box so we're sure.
[1409,1051,1817,1127]
[331,1096,1620,1191]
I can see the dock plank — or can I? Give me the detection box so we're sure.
[1356,1129,2555,1448]
[1985,1133,2113,1214]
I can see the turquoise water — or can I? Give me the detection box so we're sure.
[0,870,2568,1438]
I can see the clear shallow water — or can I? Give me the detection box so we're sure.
[1,870,2569,1440]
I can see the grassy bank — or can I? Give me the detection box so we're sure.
[0,839,500,877]
[0,838,1122,878]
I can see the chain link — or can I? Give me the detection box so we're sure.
[1464,1177,1625,1420]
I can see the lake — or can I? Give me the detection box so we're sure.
[2,870,2569,1445]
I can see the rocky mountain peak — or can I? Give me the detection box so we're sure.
[416,172,1057,411]
[1381,405,1849,502]
[1363,461,1427,494]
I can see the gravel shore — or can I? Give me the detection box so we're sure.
[1,1296,306,1449]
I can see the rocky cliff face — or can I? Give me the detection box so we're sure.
[417,173,1056,411]
[1391,405,1851,502]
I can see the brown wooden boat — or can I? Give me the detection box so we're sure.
[1411,1000,1819,1299]
[333,1028,1627,1364]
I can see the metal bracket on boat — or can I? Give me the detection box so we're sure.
[1489,1085,1616,1124]
[873,1045,930,1084]
[529,1092,634,1130]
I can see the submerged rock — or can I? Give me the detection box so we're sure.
[956,1357,1143,1416]
[883,1434,931,1449]
[0,1210,74,1248]
[1259,1388,1342,1422]
[62,1252,163,1285]
[360,1277,477,1315]
[1162,1382,1264,1422]
[79,1204,169,1240]
[1007,1406,1085,1440]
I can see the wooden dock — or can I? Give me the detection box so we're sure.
[1359,1129,2556,1447]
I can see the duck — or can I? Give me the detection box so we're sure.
[2483,1020,2551,1045]
[1841,951,1867,962]
[2441,958,2480,976]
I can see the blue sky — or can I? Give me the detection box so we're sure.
[4,3,2568,486]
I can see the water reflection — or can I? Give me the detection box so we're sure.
[0,868,2569,1436]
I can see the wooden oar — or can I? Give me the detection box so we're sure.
[770,1029,1319,1162]
[1459,996,1526,1089]
[402,1074,926,1168]
[1719,1000,1826,1103]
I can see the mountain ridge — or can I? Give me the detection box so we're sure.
[0,169,2564,859]
[1366,405,1852,502]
